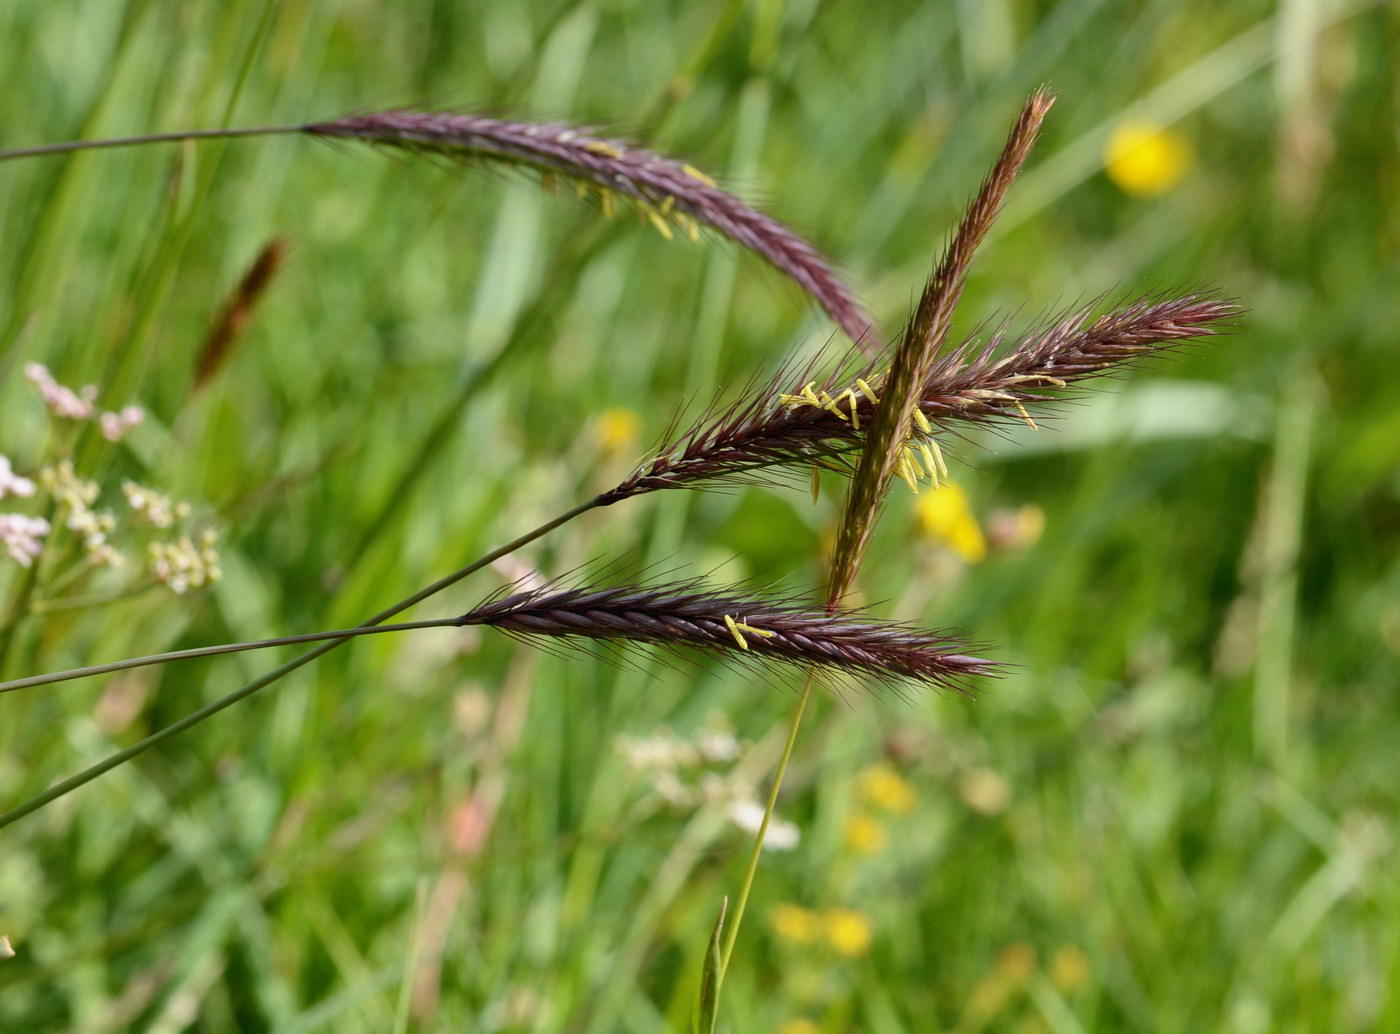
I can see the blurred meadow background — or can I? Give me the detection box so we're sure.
[2,0,1398,1031]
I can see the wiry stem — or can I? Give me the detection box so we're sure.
[719,669,814,983]
[0,498,601,831]
[0,125,300,161]
[0,618,463,695]
[709,88,1056,1013]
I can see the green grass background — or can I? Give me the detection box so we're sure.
[2,0,1397,1030]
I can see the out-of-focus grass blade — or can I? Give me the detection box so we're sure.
[693,896,727,1034]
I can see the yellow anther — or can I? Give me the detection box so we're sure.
[856,378,880,405]
[1013,400,1038,429]
[1005,374,1067,388]
[724,614,749,650]
[845,390,860,430]
[724,614,774,648]
[585,141,623,157]
[658,195,675,216]
[919,442,940,487]
[682,163,717,187]
[600,189,615,218]
[913,409,932,434]
[800,382,822,406]
[897,452,920,494]
[817,391,849,421]
[927,436,949,479]
[811,465,821,504]
[644,205,674,239]
[683,214,699,243]
[576,180,590,201]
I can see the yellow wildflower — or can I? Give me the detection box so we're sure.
[842,813,888,855]
[858,762,917,814]
[1104,119,1192,197]
[594,407,641,454]
[1050,944,1090,993]
[823,907,874,958]
[914,482,986,563]
[769,903,821,945]
[778,1020,820,1034]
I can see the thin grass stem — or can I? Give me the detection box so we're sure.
[0,497,601,831]
[0,126,300,162]
[0,618,464,695]
[718,667,814,983]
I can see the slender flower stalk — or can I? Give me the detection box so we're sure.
[0,499,602,831]
[717,88,1055,997]
[0,618,462,695]
[0,112,877,351]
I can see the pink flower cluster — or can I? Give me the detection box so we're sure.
[0,512,50,567]
[25,363,97,419]
[24,363,144,441]
[100,406,145,443]
[0,456,36,501]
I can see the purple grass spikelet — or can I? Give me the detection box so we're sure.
[458,580,994,692]
[304,110,878,351]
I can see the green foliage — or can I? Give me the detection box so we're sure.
[2,1,1398,1031]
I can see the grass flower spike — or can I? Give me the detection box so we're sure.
[305,111,877,350]
[828,88,1055,600]
[601,291,1235,504]
[459,580,992,692]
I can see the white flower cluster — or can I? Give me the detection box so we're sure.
[148,530,221,594]
[2,371,220,596]
[41,461,122,567]
[122,481,190,529]
[613,716,799,851]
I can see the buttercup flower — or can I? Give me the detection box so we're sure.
[842,813,888,855]
[915,482,987,563]
[594,408,643,455]
[822,908,874,957]
[769,903,822,945]
[1104,119,1192,197]
[858,762,917,814]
